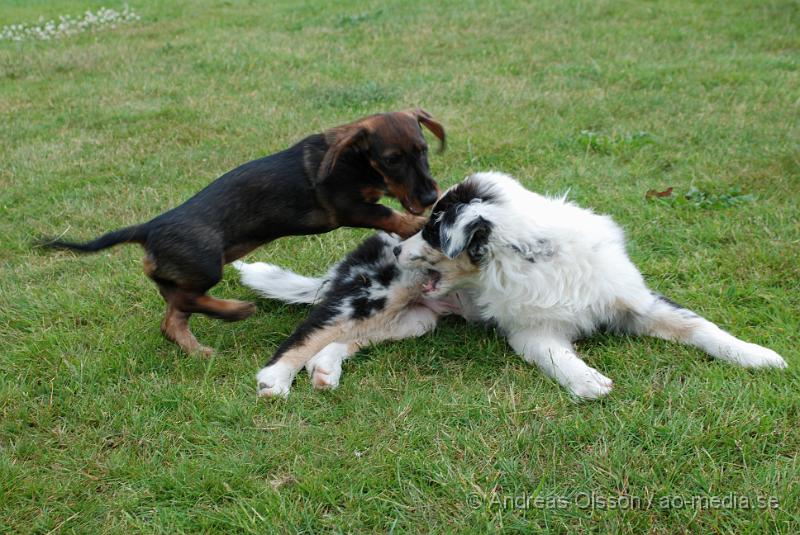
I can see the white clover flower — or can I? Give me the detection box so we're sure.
[1,5,141,42]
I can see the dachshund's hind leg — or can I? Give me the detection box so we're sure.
[160,301,214,357]
[186,295,256,322]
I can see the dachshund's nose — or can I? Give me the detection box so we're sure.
[419,189,438,207]
[393,245,402,258]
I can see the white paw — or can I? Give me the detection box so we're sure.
[732,344,788,369]
[312,366,341,390]
[567,367,614,400]
[256,363,295,398]
[305,343,347,390]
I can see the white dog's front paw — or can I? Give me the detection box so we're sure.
[305,343,347,390]
[733,344,787,369]
[256,363,295,398]
[568,367,613,400]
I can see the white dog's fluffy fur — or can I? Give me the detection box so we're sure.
[239,172,786,399]
[396,172,786,397]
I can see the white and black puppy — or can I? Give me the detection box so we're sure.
[234,233,461,397]
[396,172,787,399]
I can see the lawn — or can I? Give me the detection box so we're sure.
[1,0,798,532]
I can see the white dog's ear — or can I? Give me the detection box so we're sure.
[440,203,493,260]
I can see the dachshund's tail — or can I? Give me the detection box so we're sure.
[36,224,148,253]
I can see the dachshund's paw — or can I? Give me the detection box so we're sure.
[391,213,428,239]
[193,345,215,357]
[256,363,295,398]
[220,300,256,322]
[404,215,428,237]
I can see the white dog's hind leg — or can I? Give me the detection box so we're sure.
[508,331,613,399]
[636,296,787,369]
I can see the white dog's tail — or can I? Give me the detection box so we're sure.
[233,261,327,304]
[634,294,787,369]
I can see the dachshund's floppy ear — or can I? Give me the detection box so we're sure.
[409,108,446,152]
[318,126,369,181]
[440,202,493,260]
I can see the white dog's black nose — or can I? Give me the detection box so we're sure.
[393,245,402,258]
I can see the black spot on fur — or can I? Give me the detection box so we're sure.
[653,292,698,319]
[421,220,441,249]
[335,234,394,274]
[509,244,535,263]
[375,264,399,286]
[349,296,387,319]
[654,292,683,310]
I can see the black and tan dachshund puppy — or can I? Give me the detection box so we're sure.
[41,109,446,355]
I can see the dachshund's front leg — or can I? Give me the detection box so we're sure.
[342,202,427,239]
[379,211,427,239]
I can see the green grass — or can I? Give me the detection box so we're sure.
[1,0,799,532]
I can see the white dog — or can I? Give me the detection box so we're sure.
[239,172,786,399]
[395,172,786,398]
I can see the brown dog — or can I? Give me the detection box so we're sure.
[41,109,445,355]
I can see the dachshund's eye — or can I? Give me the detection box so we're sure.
[420,146,428,156]
[383,154,403,166]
